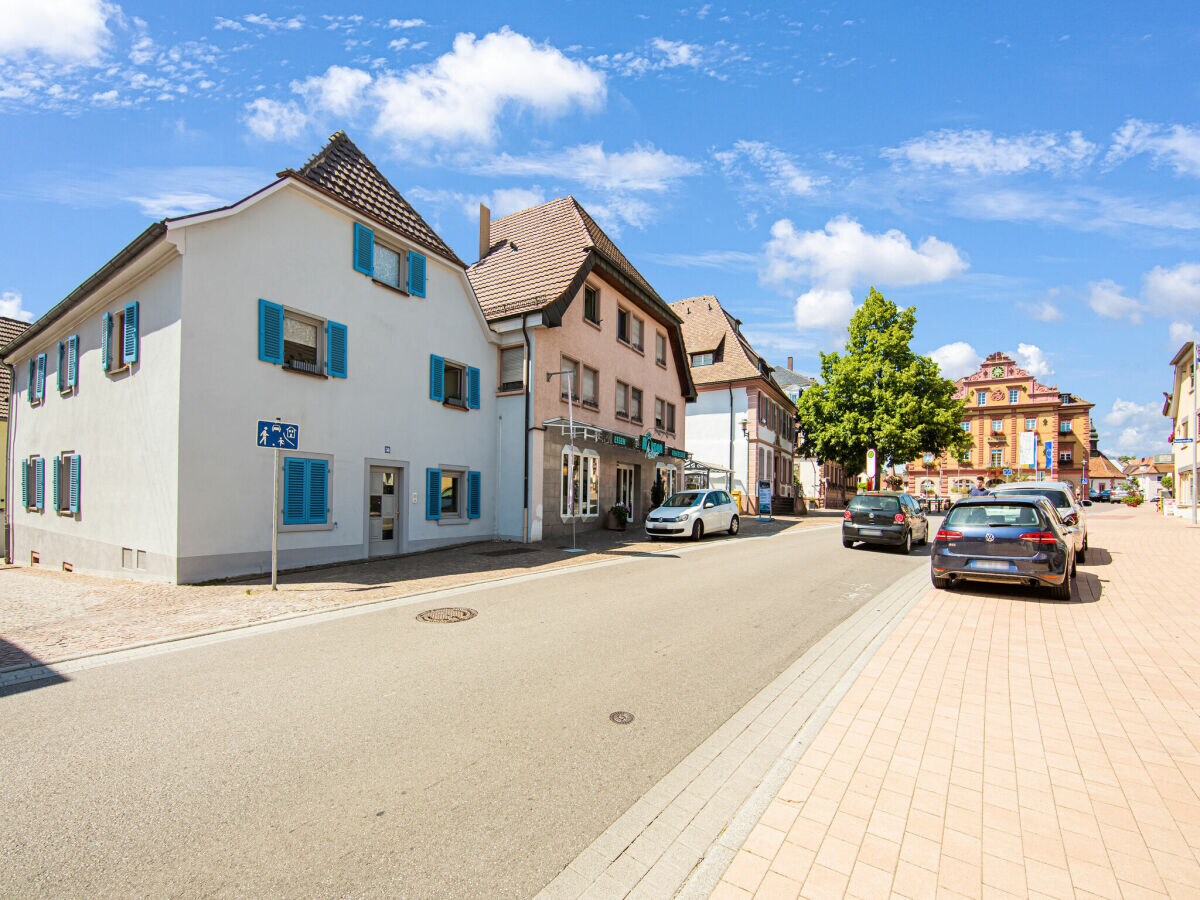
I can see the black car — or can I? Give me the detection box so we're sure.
[931,496,1076,600]
[842,491,929,554]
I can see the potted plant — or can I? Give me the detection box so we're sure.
[649,471,666,513]
[605,503,630,531]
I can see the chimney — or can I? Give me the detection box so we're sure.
[478,204,491,260]
[787,356,793,371]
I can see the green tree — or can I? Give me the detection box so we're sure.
[795,288,971,489]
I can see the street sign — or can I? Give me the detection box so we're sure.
[258,420,299,449]
[865,449,877,478]
[1081,477,1089,485]
[1002,468,1013,476]
[757,481,772,521]
[1174,437,1195,445]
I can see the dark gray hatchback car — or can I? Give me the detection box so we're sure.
[931,496,1076,600]
[841,491,929,554]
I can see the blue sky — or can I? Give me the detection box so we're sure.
[2,1,1198,457]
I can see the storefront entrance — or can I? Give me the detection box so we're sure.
[616,463,636,518]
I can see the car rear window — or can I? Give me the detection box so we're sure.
[945,504,1044,528]
[997,488,1071,507]
[849,494,900,513]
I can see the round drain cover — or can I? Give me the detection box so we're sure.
[416,607,478,623]
[609,711,635,725]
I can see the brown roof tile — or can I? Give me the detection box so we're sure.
[284,131,462,266]
[1087,453,1125,479]
[670,296,789,399]
[0,316,31,418]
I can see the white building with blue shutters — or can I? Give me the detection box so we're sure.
[2,132,511,582]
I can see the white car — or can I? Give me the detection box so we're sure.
[988,480,1090,563]
[645,489,740,541]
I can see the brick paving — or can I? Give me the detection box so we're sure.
[712,506,1200,899]
[0,513,832,671]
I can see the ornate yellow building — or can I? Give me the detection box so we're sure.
[907,352,1094,497]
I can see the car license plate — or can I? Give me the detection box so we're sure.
[972,559,1010,571]
[860,528,882,537]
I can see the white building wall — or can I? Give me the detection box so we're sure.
[8,251,184,580]
[684,386,748,494]
[173,185,502,581]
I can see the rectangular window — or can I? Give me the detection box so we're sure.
[666,402,676,435]
[630,315,644,351]
[1025,417,1036,430]
[561,449,599,518]
[617,308,629,343]
[960,421,970,432]
[374,244,403,289]
[53,452,81,514]
[444,361,467,407]
[1059,420,1072,434]
[499,346,524,392]
[655,332,667,367]
[1008,388,1019,404]
[691,352,714,367]
[990,449,1004,467]
[630,387,643,423]
[655,397,665,430]
[991,419,1004,433]
[1059,451,1073,463]
[283,311,321,374]
[584,286,600,325]
[615,380,629,418]
[581,365,598,408]
[977,390,987,406]
[441,471,463,518]
[559,355,580,401]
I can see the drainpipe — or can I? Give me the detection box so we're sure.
[521,312,532,543]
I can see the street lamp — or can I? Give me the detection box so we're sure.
[546,368,583,553]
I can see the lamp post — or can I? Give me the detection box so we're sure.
[546,368,582,552]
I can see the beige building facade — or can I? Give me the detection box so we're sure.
[1164,341,1198,515]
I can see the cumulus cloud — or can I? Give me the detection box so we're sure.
[489,186,546,218]
[1101,398,1171,456]
[929,341,981,379]
[589,37,710,77]
[1169,321,1200,345]
[244,97,308,140]
[241,13,304,31]
[1142,262,1200,316]
[1023,298,1064,322]
[883,128,1097,174]
[292,65,371,116]
[793,287,856,331]
[715,140,825,198]
[483,143,698,192]
[0,290,36,322]
[1106,118,1200,177]
[387,18,426,29]
[0,0,116,63]
[1012,343,1054,379]
[1088,279,1144,323]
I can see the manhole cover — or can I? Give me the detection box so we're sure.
[609,711,635,725]
[416,607,478,623]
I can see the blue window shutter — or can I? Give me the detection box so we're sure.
[425,467,441,520]
[69,455,80,514]
[258,299,285,364]
[67,336,79,388]
[57,342,65,392]
[21,459,29,508]
[34,456,45,510]
[52,457,59,510]
[307,460,328,524]
[429,354,445,402]
[467,470,481,519]
[283,457,308,525]
[407,251,426,297]
[353,223,375,276]
[35,353,46,400]
[467,366,481,409]
[101,312,112,371]
[326,321,348,378]
[123,301,139,364]
[28,359,35,404]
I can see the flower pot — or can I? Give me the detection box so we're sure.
[604,510,627,531]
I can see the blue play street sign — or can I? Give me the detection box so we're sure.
[257,420,299,449]
[1002,468,1013,476]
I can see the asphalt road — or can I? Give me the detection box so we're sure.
[1,523,928,898]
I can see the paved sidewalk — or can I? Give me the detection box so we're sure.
[0,512,833,672]
[710,506,1200,898]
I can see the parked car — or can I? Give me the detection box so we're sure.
[1110,486,1130,503]
[931,496,1076,600]
[842,491,929,554]
[988,480,1089,563]
[1089,488,1111,503]
[645,490,739,540]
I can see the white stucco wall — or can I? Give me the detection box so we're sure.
[8,250,184,579]
[172,185,502,581]
[684,386,748,493]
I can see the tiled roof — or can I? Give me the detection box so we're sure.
[1087,453,1124,479]
[671,296,789,400]
[284,131,463,266]
[466,196,666,320]
[0,316,31,418]
[772,366,815,391]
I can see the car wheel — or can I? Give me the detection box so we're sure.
[728,515,739,536]
[842,538,855,548]
[917,524,928,546]
[1049,577,1072,601]
[691,521,704,541]
[1077,545,1087,564]
[898,530,912,555]
[931,573,950,589]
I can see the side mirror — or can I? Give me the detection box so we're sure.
[1082,500,1092,507]
[704,502,715,509]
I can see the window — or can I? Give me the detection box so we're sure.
[615,380,629,418]
[1059,420,1072,434]
[101,302,140,372]
[57,336,79,394]
[666,402,676,435]
[584,286,600,325]
[561,447,599,517]
[617,307,644,350]
[991,419,1004,433]
[441,471,463,518]
[559,355,580,401]
[617,308,629,343]
[52,452,81,514]
[284,311,321,374]
[655,332,667,367]
[281,456,330,527]
[425,468,480,521]
[1025,417,1036,430]
[444,362,466,406]
[656,463,678,497]
[21,455,45,511]
[353,223,426,296]
[630,387,643,423]
[691,352,714,367]
[630,315,644,351]
[581,365,598,408]
[959,447,973,465]
[1059,451,1073,463]
[1008,388,1020,404]
[990,449,1004,467]
[259,300,347,378]
[28,353,46,404]
[977,390,987,406]
[499,346,524,392]
[374,244,403,289]
[655,397,665,430]
[960,421,970,432]
[429,355,480,409]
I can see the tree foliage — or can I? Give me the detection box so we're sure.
[795,288,971,486]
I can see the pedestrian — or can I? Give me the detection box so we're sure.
[968,476,989,497]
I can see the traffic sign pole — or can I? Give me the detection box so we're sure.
[271,445,279,590]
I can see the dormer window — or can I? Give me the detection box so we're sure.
[691,352,715,367]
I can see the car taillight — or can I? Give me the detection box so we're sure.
[1019,531,1058,544]
[893,513,905,524]
[843,510,851,520]
[935,529,962,541]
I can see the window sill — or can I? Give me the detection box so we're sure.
[442,399,470,411]
[437,516,469,525]
[617,339,646,356]
[584,317,602,331]
[580,400,599,410]
[282,365,328,379]
[372,279,411,297]
[615,412,629,421]
[280,521,334,533]
[656,360,668,369]
[496,387,525,397]
[106,363,133,378]
[630,417,643,426]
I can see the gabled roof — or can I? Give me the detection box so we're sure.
[281,130,462,266]
[670,295,791,400]
[0,316,31,418]
[1087,453,1125,480]
[467,196,666,322]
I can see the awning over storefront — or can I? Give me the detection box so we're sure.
[543,417,690,461]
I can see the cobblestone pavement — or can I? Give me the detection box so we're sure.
[0,513,835,671]
[712,506,1200,899]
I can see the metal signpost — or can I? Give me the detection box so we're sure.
[257,419,299,589]
[865,449,877,488]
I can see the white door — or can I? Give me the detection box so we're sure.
[616,464,636,519]
[368,467,401,556]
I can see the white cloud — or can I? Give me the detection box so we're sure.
[387,18,426,29]
[214,17,246,32]
[1168,321,1200,345]
[589,37,710,77]
[649,38,702,68]
[1088,279,1144,323]
[292,65,371,117]
[715,140,825,198]
[1013,343,1053,379]
[646,249,758,270]
[489,187,546,218]
[1023,298,1064,322]
[581,194,655,234]
[793,287,855,331]
[883,128,1097,174]
[125,190,229,218]
[1106,118,1200,177]
[1142,262,1200,316]
[929,342,981,379]
[407,185,548,225]
[0,0,115,63]
[244,97,308,141]
[0,290,35,322]
[1101,398,1171,456]
[483,143,698,192]
[241,13,305,32]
